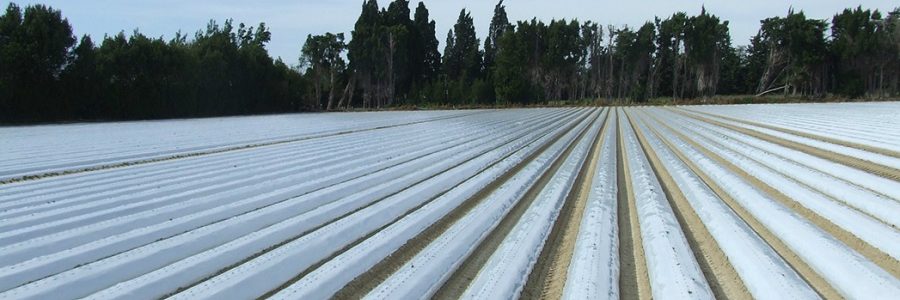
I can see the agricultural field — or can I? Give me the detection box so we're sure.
[0,103,898,299]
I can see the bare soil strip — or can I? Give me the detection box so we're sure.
[520,109,609,299]
[671,108,900,181]
[660,123,900,280]
[330,110,595,299]
[0,111,486,185]
[666,111,897,228]
[684,108,900,159]
[626,111,752,300]
[643,113,842,299]
[617,109,651,300]
[16,121,517,296]
[663,112,900,269]
[159,111,554,298]
[432,110,599,299]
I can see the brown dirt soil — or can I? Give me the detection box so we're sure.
[433,109,599,299]
[643,112,842,299]
[519,108,610,299]
[670,108,900,182]
[626,110,752,300]
[660,109,900,277]
[0,111,486,185]
[617,109,652,300]
[330,109,593,299]
[662,109,897,227]
[683,108,900,159]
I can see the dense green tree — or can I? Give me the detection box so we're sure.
[383,0,412,102]
[445,10,482,83]
[831,7,898,97]
[580,21,604,99]
[610,23,655,101]
[887,8,900,95]
[742,34,769,95]
[542,20,584,100]
[192,20,241,115]
[406,2,442,104]
[483,1,510,71]
[442,29,456,79]
[684,8,730,98]
[441,9,482,104]
[19,13,303,122]
[654,13,688,99]
[0,3,75,121]
[2,3,305,123]
[0,4,26,119]
[5,1,900,124]
[302,33,346,110]
[348,0,382,108]
[493,18,606,103]
[717,42,745,95]
[755,10,828,96]
[412,2,440,86]
[494,29,532,104]
[345,0,438,107]
[60,35,99,118]
[631,22,657,101]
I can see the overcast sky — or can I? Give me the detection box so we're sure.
[5,0,898,63]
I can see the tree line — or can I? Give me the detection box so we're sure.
[1,1,898,123]
[1,4,305,123]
